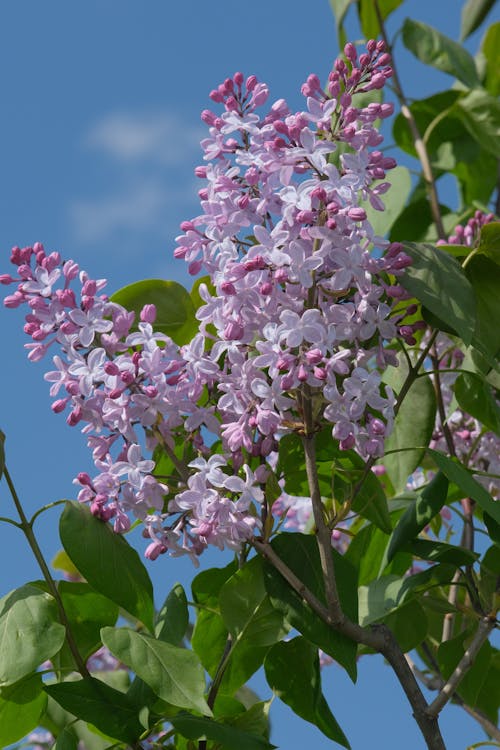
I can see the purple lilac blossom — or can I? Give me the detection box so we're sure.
[3,41,419,562]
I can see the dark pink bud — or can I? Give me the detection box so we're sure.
[209,90,224,103]
[233,71,244,87]
[104,361,120,375]
[140,304,156,323]
[109,388,123,399]
[194,165,207,178]
[344,42,357,62]
[120,370,134,385]
[221,281,237,295]
[348,207,367,221]
[259,281,273,295]
[0,274,14,284]
[223,320,244,340]
[246,74,258,91]
[367,39,377,53]
[77,472,92,486]
[51,398,68,413]
[313,367,327,380]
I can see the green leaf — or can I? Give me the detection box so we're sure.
[454,372,500,435]
[58,581,119,663]
[392,91,462,158]
[407,539,478,567]
[465,255,500,370]
[358,565,454,625]
[479,545,500,609]
[110,278,198,345]
[0,429,5,481]
[101,626,210,715]
[329,0,355,44]
[0,585,65,686]
[230,700,272,739]
[54,727,79,750]
[481,21,500,95]
[402,18,480,88]
[358,0,403,40]
[155,583,189,645]
[438,630,491,706]
[0,673,47,745]
[461,0,497,39]
[383,600,428,653]
[477,221,500,266]
[474,648,500,722]
[332,449,391,533]
[219,557,287,649]
[362,166,411,239]
[264,637,350,748]
[263,533,358,681]
[428,449,500,524]
[171,712,276,750]
[400,242,476,345]
[383,355,437,493]
[191,562,236,682]
[51,549,81,579]
[386,472,449,563]
[457,89,500,159]
[44,676,144,743]
[60,501,154,632]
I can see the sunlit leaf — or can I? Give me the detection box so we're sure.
[110,278,198,345]
[101,626,210,715]
[382,354,436,493]
[60,502,154,632]
[402,18,480,88]
[400,242,476,345]
[461,0,497,40]
[0,673,47,745]
[0,585,65,686]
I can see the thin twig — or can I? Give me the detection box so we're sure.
[427,617,497,718]
[3,465,91,680]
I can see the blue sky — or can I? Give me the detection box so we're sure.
[0,2,497,748]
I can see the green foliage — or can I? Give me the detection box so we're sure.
[57,581,119,663]
[461,0,497,39]
[0,584,65,686]
[60,501,155,632]
[263,534,359,681]
[402,18,481,88]
[454,372,500,435]
[264,637,350,747]
[401,242,476,344]
[0,673,47,745]
[44,676,145,743]
[155,582,189,645]
[170,712,276,750]
[428,450,500,524]
[101,626,211,714]
[382,355,437,493]
[110,278,198,345]
[386,471,449,562]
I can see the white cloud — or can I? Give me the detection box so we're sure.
[70,179,178,243]
[84,111,204,165]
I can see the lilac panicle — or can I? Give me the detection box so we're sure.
[3,42,419,562]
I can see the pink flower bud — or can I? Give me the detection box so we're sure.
[140,304,156,323]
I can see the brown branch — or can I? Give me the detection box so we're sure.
[427,617,497,718]
[407,652,500,741]
[253,537,446,749]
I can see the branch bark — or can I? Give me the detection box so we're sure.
[427,617,497,718]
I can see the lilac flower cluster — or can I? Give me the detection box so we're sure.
[2,42,414,561]
[429,334,500,498]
